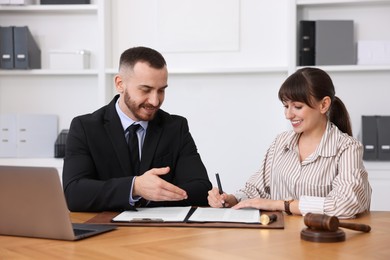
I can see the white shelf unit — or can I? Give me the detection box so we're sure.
[296,65,390,72]
[0,0,111,131]
[0,4,97,11]
[0,0,111,175]
[0,69,98,75]
[291,0,390,72]
[296,0,390,5]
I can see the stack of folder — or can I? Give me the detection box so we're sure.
[0,26,41,70]
[362,116,390,161]
[299,20,355,66]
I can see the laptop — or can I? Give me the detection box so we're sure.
[0,165,116,241]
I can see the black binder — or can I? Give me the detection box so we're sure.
[377,116,390,161]
[362,116,378,161]
[0,26,15,69]
[299,21,315,66]
[13,26,41,69]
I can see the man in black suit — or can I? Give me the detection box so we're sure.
[63,46,212,212]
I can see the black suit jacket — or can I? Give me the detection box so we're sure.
[63,95,211,212]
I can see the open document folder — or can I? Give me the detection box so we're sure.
[112,206,260,224]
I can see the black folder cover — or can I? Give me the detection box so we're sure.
[377,116,390,161]
[299,21,315,66]
[0,26,15,69]
[13,26,41,70]
[362,116,378,161]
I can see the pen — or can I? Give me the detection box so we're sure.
[215,173,226,208]
[130,218,164,222]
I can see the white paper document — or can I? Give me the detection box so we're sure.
[188,208,260,223]
[112,206,192,222]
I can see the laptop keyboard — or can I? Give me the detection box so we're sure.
[73,228,94,236]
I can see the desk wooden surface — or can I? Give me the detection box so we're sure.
[1,211,389,259]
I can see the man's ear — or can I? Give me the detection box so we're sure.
[114,74,124,94]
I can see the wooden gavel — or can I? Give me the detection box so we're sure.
[304,213,371,233]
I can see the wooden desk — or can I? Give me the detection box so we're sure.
[1,211,389,259]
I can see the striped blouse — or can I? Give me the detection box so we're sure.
[235,122,372,218]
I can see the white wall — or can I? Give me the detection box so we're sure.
[163,72,288,192]
[328,71,390,138]
[110,0,290,70]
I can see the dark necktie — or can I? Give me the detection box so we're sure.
[127,124,141,175]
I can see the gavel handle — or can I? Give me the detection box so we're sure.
[339,222,371,232]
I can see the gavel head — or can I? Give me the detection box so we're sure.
[304,213,339,232]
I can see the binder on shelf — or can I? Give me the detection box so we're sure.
[298,20,355,66]
[13,26,41,69]
[0,26,15,69]
[315,20,355,66]
[362,116,378,161]
[299,21,315,66]
[377,116,390,161]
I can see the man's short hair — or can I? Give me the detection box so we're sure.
[119,46,166,70]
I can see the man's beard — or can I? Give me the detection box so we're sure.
[124,91,159,121]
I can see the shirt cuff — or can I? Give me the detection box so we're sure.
[234,191,249,203]
[129,177,141,206]
[299,195,325,216]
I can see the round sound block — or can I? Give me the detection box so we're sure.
[301,228,346,243]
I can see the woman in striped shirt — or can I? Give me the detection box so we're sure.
[208,67,372,218]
